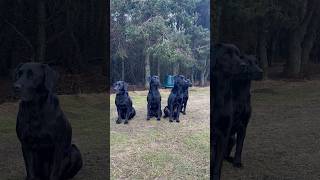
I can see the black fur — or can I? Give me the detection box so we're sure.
[147,76,162,120]
[225,55,263,168]
[163,75,185,123]
[113,81,136,124]
[14,63,82,180]
[211,43,248,180]
[181,78,192,115]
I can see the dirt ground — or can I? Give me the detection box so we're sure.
[110,87,210,179]
[222,80,320,180]
[0,93,108,180]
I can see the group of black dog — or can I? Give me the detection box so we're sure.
[11,43,262,180]
[212,43,263,180]
[113,75,192,124]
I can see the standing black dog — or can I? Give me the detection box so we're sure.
[224,55,263,167]
[147,76,162,121]
[163,75,185,122]
[14,63,82,180]
[181,78,192,115]
[211,43,248,180]
[114,81,136,124]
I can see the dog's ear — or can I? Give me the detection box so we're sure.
[42,64,58,93]
[13,63,23,81]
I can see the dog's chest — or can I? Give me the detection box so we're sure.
[148,91,161,102]
[115,94,131,106]
[17,111,54,148]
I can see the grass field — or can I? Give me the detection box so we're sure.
[222,80,320,180]
[2,80,320,179]
[0,93,108,180]
[110,87,210,179]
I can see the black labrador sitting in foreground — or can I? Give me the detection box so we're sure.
[163,75,185,122]
[225,55,263,167]
[147,76,162,120]
[14,63,82,180]
[114,81,136,124]
[181,78,192,115]
[211,43,248,180]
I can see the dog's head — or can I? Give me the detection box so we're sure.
[240,55,263,81]
[213,43,247,77]
[173,75,185,88]
[148,75,160,88]
[13,63,58,102]
[113,81,128,94]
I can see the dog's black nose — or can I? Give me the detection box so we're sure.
[14,84,22,92]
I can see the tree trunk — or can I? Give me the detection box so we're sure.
[157,59,161,80]
[216,0,223,42]
[301,11,319,77]
[200,71,205,87]
[285,1,314,77]
[173,62,179,75]
[191,67,195,84]
[258,26,268,80]
[286,31,303,77]
[268,31,278,67]
[37,0,46,62]
[121,58,125,81]
[145,49,151,88]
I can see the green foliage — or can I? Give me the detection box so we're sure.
[111,0,210,84]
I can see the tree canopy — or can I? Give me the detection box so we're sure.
[111,0,210,87]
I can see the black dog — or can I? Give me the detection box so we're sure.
[114,81,136,124]
[14,63,82,180]
[224,55,263,167]
[163,75,185,123]
[181,78,192,115]
[211,43,248,180]
[147,76,162,120]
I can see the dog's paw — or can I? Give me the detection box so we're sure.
[116,119,122,124]
[124,120,129,124]
[176,119,180,123]
[157,118,161,121]
[224,156,234,163]
[233,162,243,168]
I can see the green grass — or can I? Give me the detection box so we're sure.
[0,93,108,180]
[110,87,210,179]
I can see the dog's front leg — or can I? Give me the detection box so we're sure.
[147,103,151,120]
[50,144,64,180]
[212,130,224,180]
[124,108,130,124]
[169,104,174,122]
[157,103,161,121]
[233,126,247,168]
[22,146,38,180]
[116,107,122,124]
[175,103,183,123]
[182,100,187,115]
